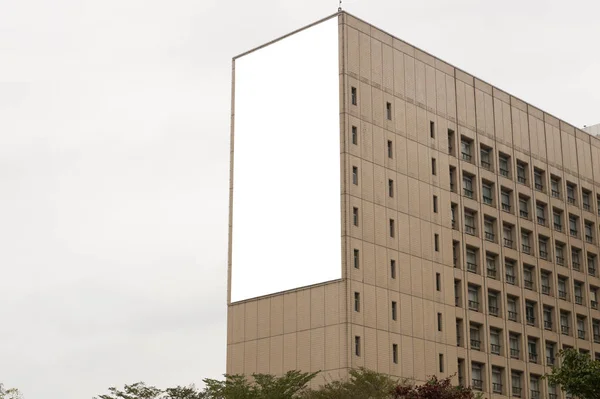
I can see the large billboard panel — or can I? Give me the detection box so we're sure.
[231,17,341,302]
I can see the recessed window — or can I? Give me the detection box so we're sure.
[432,158,437,175]
[353,207,359,226]
[433,196,438,213]
[389,219,395,238]
[351,126,358,145]
[355,336,361,356]
[436,273,441,291]
[434,234,439,251]
[391,301,397,320]
[351,87,357,106]
[386,102,392,120]
[387,140,393,159]
[439,354,444,372]
[430,121,435,138]
[392,343,398,364]
[437,312,443,331]
[353,249,360,269]
[390,259,396,279]
[354,292,360,312]
[388,179,394,197]
[352,166,358,185]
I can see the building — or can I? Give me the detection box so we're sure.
[227,11,600,399]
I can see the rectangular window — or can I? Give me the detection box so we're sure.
[352,166,358,185]
[499,154,509,177]
[351,87,357,105]
[434,234,439,251]
[353,249,359,269]
[482,183,493,205]
[389,219,395,238]
[355,336,361,356]
[353,207,359,226]
[439,354,444,372]
[480,147,491,169]
[388,179,394,197]
[386,102,392,120]
[432,158,437,175]
[392,343,398,364]
[354,292,360,312]
[390,259,396,279]
[430,121,435,138]
[461,140,472,161]
[351,126,358,145]
[437,312,443,331]
[433,196,438,213]
[391,301,397,320]
[387,140,393,159]
[436,272,441,291]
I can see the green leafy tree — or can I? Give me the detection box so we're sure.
[393,375,482,399]
[303,368,399,399]
[545,348,600,399]
[0,384,22,399]
[201,370,317,399]
[94,382,204,399]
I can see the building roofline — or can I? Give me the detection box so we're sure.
[233,10,598,144]
[339,11,597,142]
[232,11,340,60]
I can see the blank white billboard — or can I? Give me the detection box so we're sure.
[231,17,341,302]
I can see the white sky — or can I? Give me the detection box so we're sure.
[0,0,598,398]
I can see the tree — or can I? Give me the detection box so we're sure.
[0,384,22,399]
[545,348,600,399]
[303,369,480,399]
[94,382,204,399]
[202,370,317,399]
[303,368,399,399]
[392,375,482,399]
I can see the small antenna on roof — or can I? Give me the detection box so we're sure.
[338,0,342,11]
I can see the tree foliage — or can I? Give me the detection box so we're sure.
[545,348,600,399]
[392,375,482,399]
[94,382,205,399]
[93,369,481,399]
[303,368,399,399]
[202,370,317,399]
[0,384,22,399]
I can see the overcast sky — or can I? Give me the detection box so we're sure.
[1,0,598,398]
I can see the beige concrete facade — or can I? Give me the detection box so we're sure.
[227,12,600,398]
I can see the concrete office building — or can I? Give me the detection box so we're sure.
[227,12,600,399]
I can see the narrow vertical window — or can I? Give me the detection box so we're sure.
[353,249,360,269]
[437,313,443,331]
[434,234,439,251]
[390,219,395,238]
[387,140,393,159]
[433,196,438,213]
[353,207,359,226]
[354,292,360,312]
[436,272,441,291]
[388,179,394,197]
[391,301,397,320]
[351,125,358,145]
[355,336,361,356]
[392,343,398,364]
[432,158,437,175]
[351,87,357,105]
[386,102,392,120]
[439,354,444,372]
[430,121,435,138]
[390,259,396,279]
[352,166,358,185]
